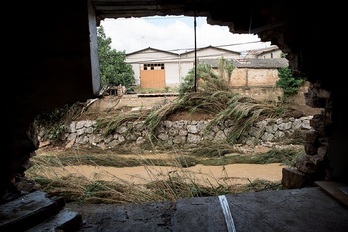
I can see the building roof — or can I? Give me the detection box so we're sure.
[201,58,288,69]
[180,45,240,55]
[245,45,280,57]
[126,47,179,56]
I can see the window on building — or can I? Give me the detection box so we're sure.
[141,63,165,70]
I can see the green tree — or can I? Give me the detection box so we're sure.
[178,63,214,95]
[178,62,230,95]
[179,58,234,95]
[217,57,234,83]
[276,66,305,102]
[97,26,134,88]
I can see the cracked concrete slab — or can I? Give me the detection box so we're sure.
[67,187,348,232]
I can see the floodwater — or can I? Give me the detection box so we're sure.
[40,163,284,186]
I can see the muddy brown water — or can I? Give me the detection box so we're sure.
[39,162,284,186]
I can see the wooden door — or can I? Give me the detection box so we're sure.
[140,63,165,88]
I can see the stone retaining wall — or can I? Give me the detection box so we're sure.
[61,116,313,149]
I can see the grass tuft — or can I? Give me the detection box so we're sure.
[28,144,298,204]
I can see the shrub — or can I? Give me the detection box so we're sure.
[276,67,305,102]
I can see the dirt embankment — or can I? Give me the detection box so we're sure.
[77,91,321,122]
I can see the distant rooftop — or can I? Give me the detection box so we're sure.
[200,57,288,69]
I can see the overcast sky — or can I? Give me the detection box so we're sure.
[100,16,272,54]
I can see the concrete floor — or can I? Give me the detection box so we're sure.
[66,186,348,232]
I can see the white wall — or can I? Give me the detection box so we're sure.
[164,62,181,87]
[131,64,141,85]
[163,61,194,87]
[126,49,179,63]
[257,50,282,59]
[180,61,194,81]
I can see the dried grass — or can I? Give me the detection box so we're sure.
[27,145,290,205]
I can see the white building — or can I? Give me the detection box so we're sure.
[126,46,241,89]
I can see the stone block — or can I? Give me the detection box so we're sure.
[282,168,306,189]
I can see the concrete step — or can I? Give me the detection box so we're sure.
[0,191,81,232]
[27,208,82,232]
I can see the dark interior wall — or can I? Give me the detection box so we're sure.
[327,84,348,182]
[3,0,99,196]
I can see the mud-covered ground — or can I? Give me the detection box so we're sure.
[76,93,321,121]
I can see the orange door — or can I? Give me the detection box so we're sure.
[140,69,165,88]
